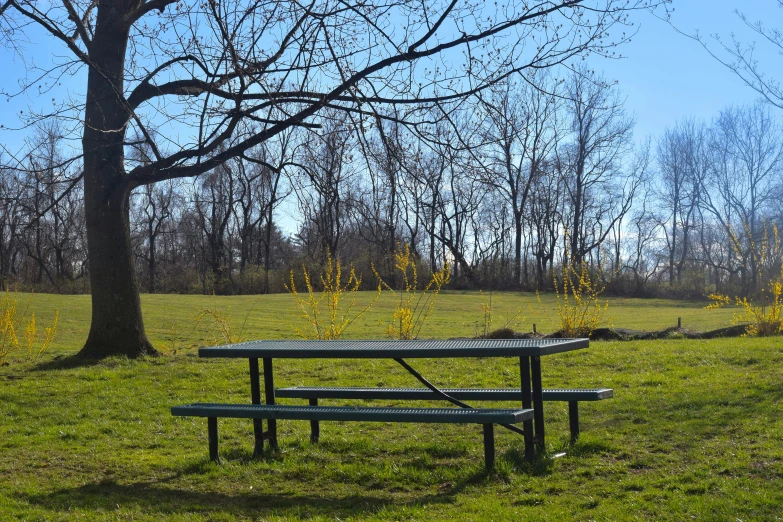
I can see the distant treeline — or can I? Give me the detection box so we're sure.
[1,69,781,298]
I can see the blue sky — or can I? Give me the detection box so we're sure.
[593,0,778,140]
[0,1,779,155]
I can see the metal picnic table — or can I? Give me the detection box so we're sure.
[198,338,590,458]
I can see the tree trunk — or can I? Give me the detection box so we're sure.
[263,200,275,294]
[514,211,522,289]
[429,202,437,271]
[77,7,157,359]
[148,233,157,294]
[669,185,678,286]
[80,182,155,358]
[571,158,584,265]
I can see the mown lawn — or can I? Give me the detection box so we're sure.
[1,292,781,520]
[10,290,740,357]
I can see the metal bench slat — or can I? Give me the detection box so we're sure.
[274,387,613,401]
[172,403,533,424]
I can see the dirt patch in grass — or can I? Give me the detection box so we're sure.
[478,324,760,341]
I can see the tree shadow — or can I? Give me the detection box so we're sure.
[665,381,783,425]
[20,475,456,519]
[30,352,166,372]
[30,354,104,371]
[21,448,555,519]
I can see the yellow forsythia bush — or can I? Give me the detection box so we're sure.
[286,252,379,340]
[374,243,450,340]
[542,261,608,338]
[708,266,783,336]
[0,290,59,364]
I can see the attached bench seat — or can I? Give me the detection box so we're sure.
[172,403,534,468]
[275,387,613,401]
[275,387,613,442]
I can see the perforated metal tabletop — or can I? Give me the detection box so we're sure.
[199,338,589,359]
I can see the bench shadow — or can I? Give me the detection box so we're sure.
[501,448,556,476]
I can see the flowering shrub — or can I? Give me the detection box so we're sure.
[708,266,783,336]
[0,291,59,364]
[541,261,608,338]
[195,307,242,345]
[286,252,378,340]
[374,243,450,340]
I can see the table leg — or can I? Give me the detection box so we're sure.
[263,357,278,448]
[519,356,534,462]
[531,355,545,449]
[309,398,320,443]
[208,416,220,462]
[249,358,264,455]
[483,423,495,469]
[568,401,580,443]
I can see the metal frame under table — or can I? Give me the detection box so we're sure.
[199,338,589,459]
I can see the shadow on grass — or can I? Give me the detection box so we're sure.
[30,354,106,371]
[30,353,167,372]
[664,381,783,425]
[501,448,556,476]
[563,438,613,458]
[20,476,457,519]
[25,457,551,518]
[207,447,289,465]
[20,445,559,519]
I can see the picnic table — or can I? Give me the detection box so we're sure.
[173,338,604,468]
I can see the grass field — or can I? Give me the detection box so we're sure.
[1,292,781,520]
[5,290,742,357]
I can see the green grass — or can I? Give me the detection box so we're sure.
[4,290,741,358]
[1,292,781,520]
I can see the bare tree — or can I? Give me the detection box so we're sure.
[353,116,406,281]
[623,189,664,294]
[244,131,296,293]
[703,103,783,295]
[560,68,635,265]
[529,159,565,289]
[422,115,487,283]
[476,72,561,288]
[656,119,708,285]
[0,157,24,286]
[15,123,86,288]
[128,138,177,293]
[690,1,783,109]
[132,181,176,293]
[295,113,356,262]
[411,147,449,273]
[232,157,265,275]
[193,160,237,293]
[0,0,668,357]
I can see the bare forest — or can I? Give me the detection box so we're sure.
[2,74,781,300]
